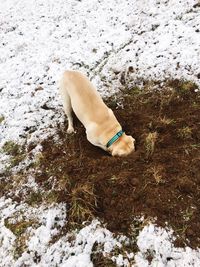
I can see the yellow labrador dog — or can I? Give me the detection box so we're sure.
[59,70,135,156]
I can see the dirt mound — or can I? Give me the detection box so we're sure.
[28,80,200,248]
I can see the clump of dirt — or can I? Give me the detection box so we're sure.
[20,80,200,248]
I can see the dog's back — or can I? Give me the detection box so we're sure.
[59,70,110,126]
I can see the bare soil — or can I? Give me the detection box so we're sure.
[27,80,200,249]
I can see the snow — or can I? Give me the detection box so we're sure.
[0,0,200,266]
[0,198,124,266]
[135,224,200,266]
[0,197,200,266]
[0,0,200,147]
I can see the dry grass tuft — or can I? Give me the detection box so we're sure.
[69,183,97,222]
[159,116,174,125]
[145,132,158,157]
[178,126,192,140]
[149,166,164,184]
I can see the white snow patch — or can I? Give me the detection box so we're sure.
[135,224,200,267]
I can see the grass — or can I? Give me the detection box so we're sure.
[57,175,71,190]
[149,166,164,184]
[145,132,158,157]
[14,234,29,259]
[4,219,34,237]
[9,154,25,168]
[159,116,175,125]
[174,207,195,244]
[26,192,43,206]
[69,183,97,223]
[0,115,5,123]
[178,81,197,93]
[45,190,60,204]
[129,86,141,95]
[168,80,198,95]
[2,141,21,156]
[178,126,192,139]
[1,140,26,168]
[183,207,194,222]
[4,218,38,259]
[190,143,200,149]
[33,152,44,167]
[91,249,117,267]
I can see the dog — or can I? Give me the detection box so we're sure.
[59,70,135,156]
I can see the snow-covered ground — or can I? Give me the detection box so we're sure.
[1,0,200,146]
[1,197,200,267]
[0,0,200,266]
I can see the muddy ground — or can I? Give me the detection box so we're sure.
[26,79,200,249]
[2,79,200,255]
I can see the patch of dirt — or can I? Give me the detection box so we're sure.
[13,80,200,249]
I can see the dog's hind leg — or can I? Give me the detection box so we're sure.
[59,84,74,134]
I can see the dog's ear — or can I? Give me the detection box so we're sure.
[127,136,135,146]
[131,136,136,145]
[130,136,136,150]
[128,135,135,142]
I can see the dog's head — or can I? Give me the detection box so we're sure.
[108,134,135,157]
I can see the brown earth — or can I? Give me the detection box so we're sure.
[7,80,199,251]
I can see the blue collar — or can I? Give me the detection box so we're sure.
[106,130,124,148]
